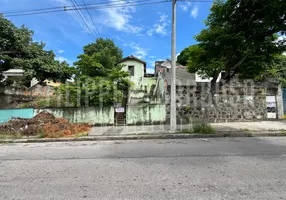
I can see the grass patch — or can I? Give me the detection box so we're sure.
[75,132,89,138]
[240,128,250,132]
[193,123,216,134]
[0,132,22,139]
[180,124,216,134]
[181,129,194,134]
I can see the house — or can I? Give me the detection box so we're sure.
[116,55,166,124]
[118,55,162,104]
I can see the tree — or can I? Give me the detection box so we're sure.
[75,38,123,77]
[58,39,130,107]
[180,0,286,122]
[177,47,190,66]
[0,15,74,85]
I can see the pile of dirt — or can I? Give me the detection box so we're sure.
[0,111,91,137]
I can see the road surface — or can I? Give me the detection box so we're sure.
[1,137,286,199]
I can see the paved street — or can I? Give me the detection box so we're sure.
[89,121,286,135]
[1,137,286,199]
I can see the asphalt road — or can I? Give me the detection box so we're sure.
[1,137,286,200]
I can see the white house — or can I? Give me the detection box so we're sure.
[118,55,147,90]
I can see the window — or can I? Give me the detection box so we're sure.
[128,66,134,76]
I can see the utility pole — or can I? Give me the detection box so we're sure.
[170,0,177,132]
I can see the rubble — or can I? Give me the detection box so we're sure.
[0,111,91,137]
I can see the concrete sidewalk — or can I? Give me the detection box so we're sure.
[89,121,286,136]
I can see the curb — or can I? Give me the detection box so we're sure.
[0,132,285,143]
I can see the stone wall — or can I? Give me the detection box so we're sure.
[165,81,282,122]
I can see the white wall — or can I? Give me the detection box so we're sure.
[121,60,144,90]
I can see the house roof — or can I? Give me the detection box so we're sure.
[118,55,147,74]
[118,55,146,66]
[165,67,196,86]
[3,69,24,77]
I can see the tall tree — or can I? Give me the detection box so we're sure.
[75,38,123,77]
[179,0,286,122]
[58,38,130,107]
[0,15,74,85]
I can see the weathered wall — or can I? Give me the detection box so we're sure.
[0,108,34,123]
[142,77,157,94]
[166,81,282,122]
[126,104,166,124]
[34,107,114,124]
[121,60,144,90]
[283,88,286,115]
[0,85,54,108]
[28,84,55,97]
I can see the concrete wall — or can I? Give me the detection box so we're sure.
[0,108,34,123]
[126,104,166,124]
[34,107,114,124]
[283,88,286,114]
[121,60,144,90]
[142,77,157,93]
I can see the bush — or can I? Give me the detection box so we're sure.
[193,123,216,134]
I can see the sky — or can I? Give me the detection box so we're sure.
[1,0,213,73]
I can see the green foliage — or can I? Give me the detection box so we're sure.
[261,55,286,85]
[177,48,190,66]
[193,123,216,134]
[58,38,130,107]
[0,15,75,85]
[180,0,286,82]
[57,75,131,107]
[19,98,61,108]
[75,38,123,77]
[181,123,216,134]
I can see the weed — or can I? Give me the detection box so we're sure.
[76,132,89,137]
[240,128,250,132]
[193,123,216,134]
[181,129,193,134]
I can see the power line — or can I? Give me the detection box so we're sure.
[2,1,165,17]
[69,0,97,40]
[1,0,150,16]
[81,0,101,38]
[0,0,126,14]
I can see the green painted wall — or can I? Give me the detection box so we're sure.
[121,60,144,90]
[126,104,166,124]
[34,107,114,124]
[142,77,157,93]
[0,108,34,124]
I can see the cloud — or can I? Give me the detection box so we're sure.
[130,43,148,59]
[147,13,170,36]
[191,6,199,18]
[56,56,73,65]
[57,49,65,54]
[99,0,142,34]
[179,2,192,12]
[179,3,199,19]
[146,68,154,74]
[49,0,101,35]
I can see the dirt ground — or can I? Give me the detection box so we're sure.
[0,111,91,138]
